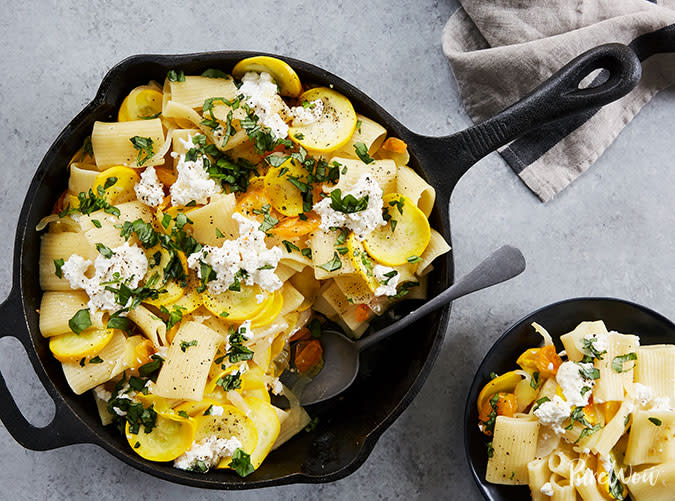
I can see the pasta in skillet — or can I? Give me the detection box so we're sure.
[477,321,675,500]
[36,56,450,475]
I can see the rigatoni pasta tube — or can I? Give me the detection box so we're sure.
[626,462,675,501]
[127,304,167,348]
[68,163,99,194]
[61,331,128,394]
[153,321,222,401]
[624,409,675,465]
[486,416,539,485]
[168,75,238,109]
[329,157,398,195]
[594,332,640,403]
[333,114,386,159]
[39,291,105,337]
[91,118,165,169]
[527,457,551,501]
[39,232,96,291]
[188,194,238,246]
[591,398,633,457]
[395,166,435,218]
[559,320,609,362]
[417,229,451,277]
[635,344,675,403]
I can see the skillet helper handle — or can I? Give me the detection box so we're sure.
[430,43,641,177]
[356,245,526,352]
[0,287,85,450]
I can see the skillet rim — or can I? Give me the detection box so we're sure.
[11,50,453,488]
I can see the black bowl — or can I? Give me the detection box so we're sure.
[463,297,675,501]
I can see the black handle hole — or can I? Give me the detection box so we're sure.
[578,68,611,90]
[0,337,55,427]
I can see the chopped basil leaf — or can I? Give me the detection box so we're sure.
[201,69,230,79]
[167,69,185,82]
[282,240,300,253]
[216,372,242,391]
[407,255,422,264]
[180,339,198,352]
[228,448,255,477]
[89,356,104,364]
[318,252,342,272]
[611,352,637,373]
[178,410,190,418]
[129,136,154,166]
[96,242,113,259]
[648,417,662,426]
[354,142,374,164]
[330,189,369,214]
[69,308,92,334]
[54,258,65,278]
[91,219,102,228]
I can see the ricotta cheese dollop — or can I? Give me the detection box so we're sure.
[290,99,324,126]
[187,212,283,294]
[556,361,595,407]
[313,173,386,240]
[134,166,165,207]
[62,242,148,312]
[373,264,400,297]
[239,71,290,140]
[533,395,572,435]
[174,435,242,471]
[170,136,220,206]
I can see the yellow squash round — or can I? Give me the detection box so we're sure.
[232,56,302,97]
[288,87,357,152]
[362,193,431,266]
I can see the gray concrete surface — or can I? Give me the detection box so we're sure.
[0,1,673,499]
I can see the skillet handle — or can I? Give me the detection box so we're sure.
[419,43,641,190]
[0,288,86,450]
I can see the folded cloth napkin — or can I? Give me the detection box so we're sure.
[442,0,675,202]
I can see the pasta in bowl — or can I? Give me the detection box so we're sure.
[36,57,451,476]
[466,298,675,501]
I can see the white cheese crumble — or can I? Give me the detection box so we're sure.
[582,331,609,358]
[239,71,290,140]
[187,213,283,294]
[313,173,386,240]
[93,385,112,402]
[634,382,654,407]
[210,405,224,417]
[540,482,554,497]
[134,166,165,207]
[174,435,242,471]
[290,99,324,126]
[269,377,283,395]
[534,396,571,435]
[556,361,594,407]
[373,264,400,297]
[62,242,148,312]
[170,136,219,206]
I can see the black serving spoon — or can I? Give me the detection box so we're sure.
[283,245,526,405]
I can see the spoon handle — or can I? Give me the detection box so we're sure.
[355,245,526,352]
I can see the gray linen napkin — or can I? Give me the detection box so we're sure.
[442,0,675,202]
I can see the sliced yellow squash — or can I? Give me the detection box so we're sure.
[170,273,202,314]
[263,158,307,217]
[243,387,271,404]
[202,285,267,321]
[289,87,357,152]
[126,412,196,462]
[250,291,284,328]
[142,246,186,307]
[347,234,379,293]
[174,399,217,418]
[49,328,114,363]
[135,393,174,415]
[92,166,140,204]
[362,193,431,266]
[232,56,302,97]
[242,397,281,468]
[118,86,163,122]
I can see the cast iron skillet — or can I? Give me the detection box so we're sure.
[464,297,675,500]
[0,46,640,489]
